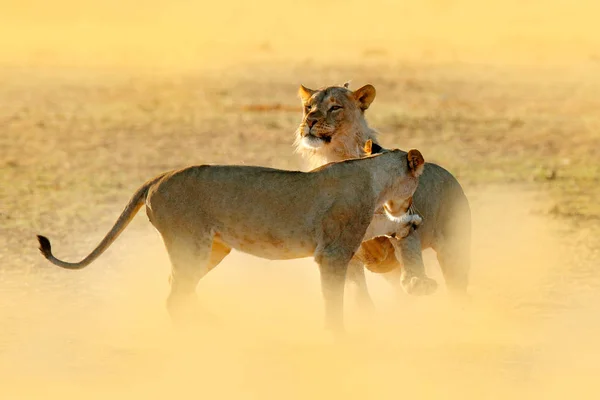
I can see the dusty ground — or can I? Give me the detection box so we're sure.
[1,1,600,399]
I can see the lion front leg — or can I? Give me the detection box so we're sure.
[317,259,348,335]
[315,248,353,335]
[390,231,437,296]
[346,259,376,311]
[315,206,373,334]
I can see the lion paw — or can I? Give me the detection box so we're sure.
[401,276,438,296]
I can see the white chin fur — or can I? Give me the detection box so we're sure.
[385,211,422,226]
[301,135,326,149]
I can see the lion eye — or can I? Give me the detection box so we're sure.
[329,105,342,111]
[304,105,311,113]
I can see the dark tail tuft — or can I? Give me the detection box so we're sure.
[37,235,52,258]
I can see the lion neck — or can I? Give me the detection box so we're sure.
[296,120,379,170]
[357,151,410,208]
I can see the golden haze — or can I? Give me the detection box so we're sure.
[1,1,599,399]
[0,0,599,67]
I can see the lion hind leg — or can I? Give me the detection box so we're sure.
[163,233,228,325]
[435,236,471,299]
[434,191,472,300]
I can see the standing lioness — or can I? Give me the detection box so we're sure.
[37,149,424,332]
[295,83,471,301]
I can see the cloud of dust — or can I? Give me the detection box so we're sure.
[1,186,599,399]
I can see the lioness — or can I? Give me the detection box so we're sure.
[37,149,424,333]
[295,83,471,302]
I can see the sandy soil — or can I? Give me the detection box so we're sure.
[1,1,600,399]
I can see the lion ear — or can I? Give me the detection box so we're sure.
[407,149,425,177]
[352,84,376,110]
[298,84,315,102]
[343,81,351,89]
[364,139,373,155]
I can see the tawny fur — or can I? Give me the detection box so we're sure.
[37,150,424,332]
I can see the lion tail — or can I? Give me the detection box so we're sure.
[36,174,166,270]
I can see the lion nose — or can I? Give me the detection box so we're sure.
[307,117,318,129]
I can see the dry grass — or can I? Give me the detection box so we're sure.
[1,1,600,399]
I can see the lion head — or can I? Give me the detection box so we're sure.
[295,83,378,168]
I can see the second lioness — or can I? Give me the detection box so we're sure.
[37,148,425,333]
[296,83,471,301]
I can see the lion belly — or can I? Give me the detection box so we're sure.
[217,230,316,261]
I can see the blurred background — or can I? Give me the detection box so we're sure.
[1,1,599,399]
[1,0,599,67]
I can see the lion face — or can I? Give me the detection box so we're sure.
[295,84,376,157]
